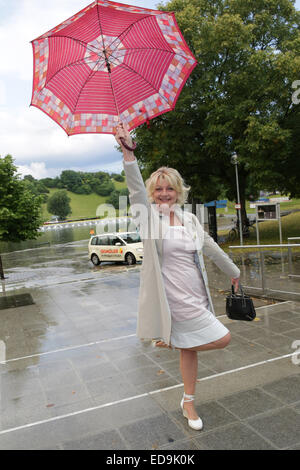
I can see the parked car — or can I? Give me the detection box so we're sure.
[88,232,143,266]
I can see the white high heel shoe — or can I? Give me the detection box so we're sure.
[180,393,203,431]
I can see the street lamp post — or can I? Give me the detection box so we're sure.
[231,152,243,246]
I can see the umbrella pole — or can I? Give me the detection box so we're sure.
[100,37,137,150]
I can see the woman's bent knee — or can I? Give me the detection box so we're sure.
[217,332,231,349]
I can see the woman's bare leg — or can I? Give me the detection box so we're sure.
[180,349,199,419]
[179,332,231,419]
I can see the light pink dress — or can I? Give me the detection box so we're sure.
[162,226,229,348]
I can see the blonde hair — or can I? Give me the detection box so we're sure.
[145,166,190,206]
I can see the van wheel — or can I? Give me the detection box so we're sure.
[125,253,136,265]
[91,254,101,266]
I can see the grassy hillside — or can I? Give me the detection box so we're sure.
[221,211,300,251]
[252,210,300,244]
[42,178,128,221]
[113,179,127,191]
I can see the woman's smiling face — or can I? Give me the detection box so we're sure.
[152,177,178,208]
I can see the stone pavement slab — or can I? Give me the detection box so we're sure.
[195,422,277,450]
[246,408,300,449]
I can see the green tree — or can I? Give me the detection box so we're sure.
[23,174,35,182]
[107,188,130,209]
[94,178,115,196]
[0,155,43,279]
[72,183,92,194]
[107,189,120,208]
[23,177,49,203]
[133,0,300,224]
[60,170,82,191]
[47,190,72,220]
[40,177,58,188]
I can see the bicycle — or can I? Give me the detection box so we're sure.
[228,219,256,242]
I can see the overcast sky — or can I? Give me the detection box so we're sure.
[0,0,299,179]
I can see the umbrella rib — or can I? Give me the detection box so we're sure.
[107,56,172,108]
[104,12,170,53]
[97,12,153,51]
[42,54,106,89]
[96,3,121,115]
[44,33,126,75]
[47,34,101,55]
[96,3,108,58]
[72,55,105,114]
[109,46,194,63]
[40,33,112,89]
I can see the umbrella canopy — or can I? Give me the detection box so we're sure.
[30,0,197,136]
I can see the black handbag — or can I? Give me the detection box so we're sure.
[226,284,256,321]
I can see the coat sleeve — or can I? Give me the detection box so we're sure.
[123,159,151,236]
[202,230,240,279]
[123,159,150,209]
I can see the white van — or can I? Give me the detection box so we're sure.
[88,232,143,266]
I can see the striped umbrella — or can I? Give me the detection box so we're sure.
[30,0,197,136]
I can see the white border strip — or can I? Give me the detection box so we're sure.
[0,351,296,436]
[0,334,136,365]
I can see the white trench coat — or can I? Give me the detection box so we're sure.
[123,159,240,346]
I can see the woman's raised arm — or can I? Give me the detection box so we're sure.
[114,122,136,163]
[114,122,150,222]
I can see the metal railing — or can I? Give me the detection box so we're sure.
[288,238,300,279]
[229,243,300,297]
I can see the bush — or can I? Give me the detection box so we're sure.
[94,179,114,196]
[113,174,125,182]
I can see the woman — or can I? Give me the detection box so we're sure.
[114,123,240,431]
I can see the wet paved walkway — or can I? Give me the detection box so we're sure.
[0,242,299,450]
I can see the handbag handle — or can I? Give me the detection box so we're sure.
[231,282,244,296]
[231,283,244,295]
[231,282,247,307]
[120,137,137,151]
